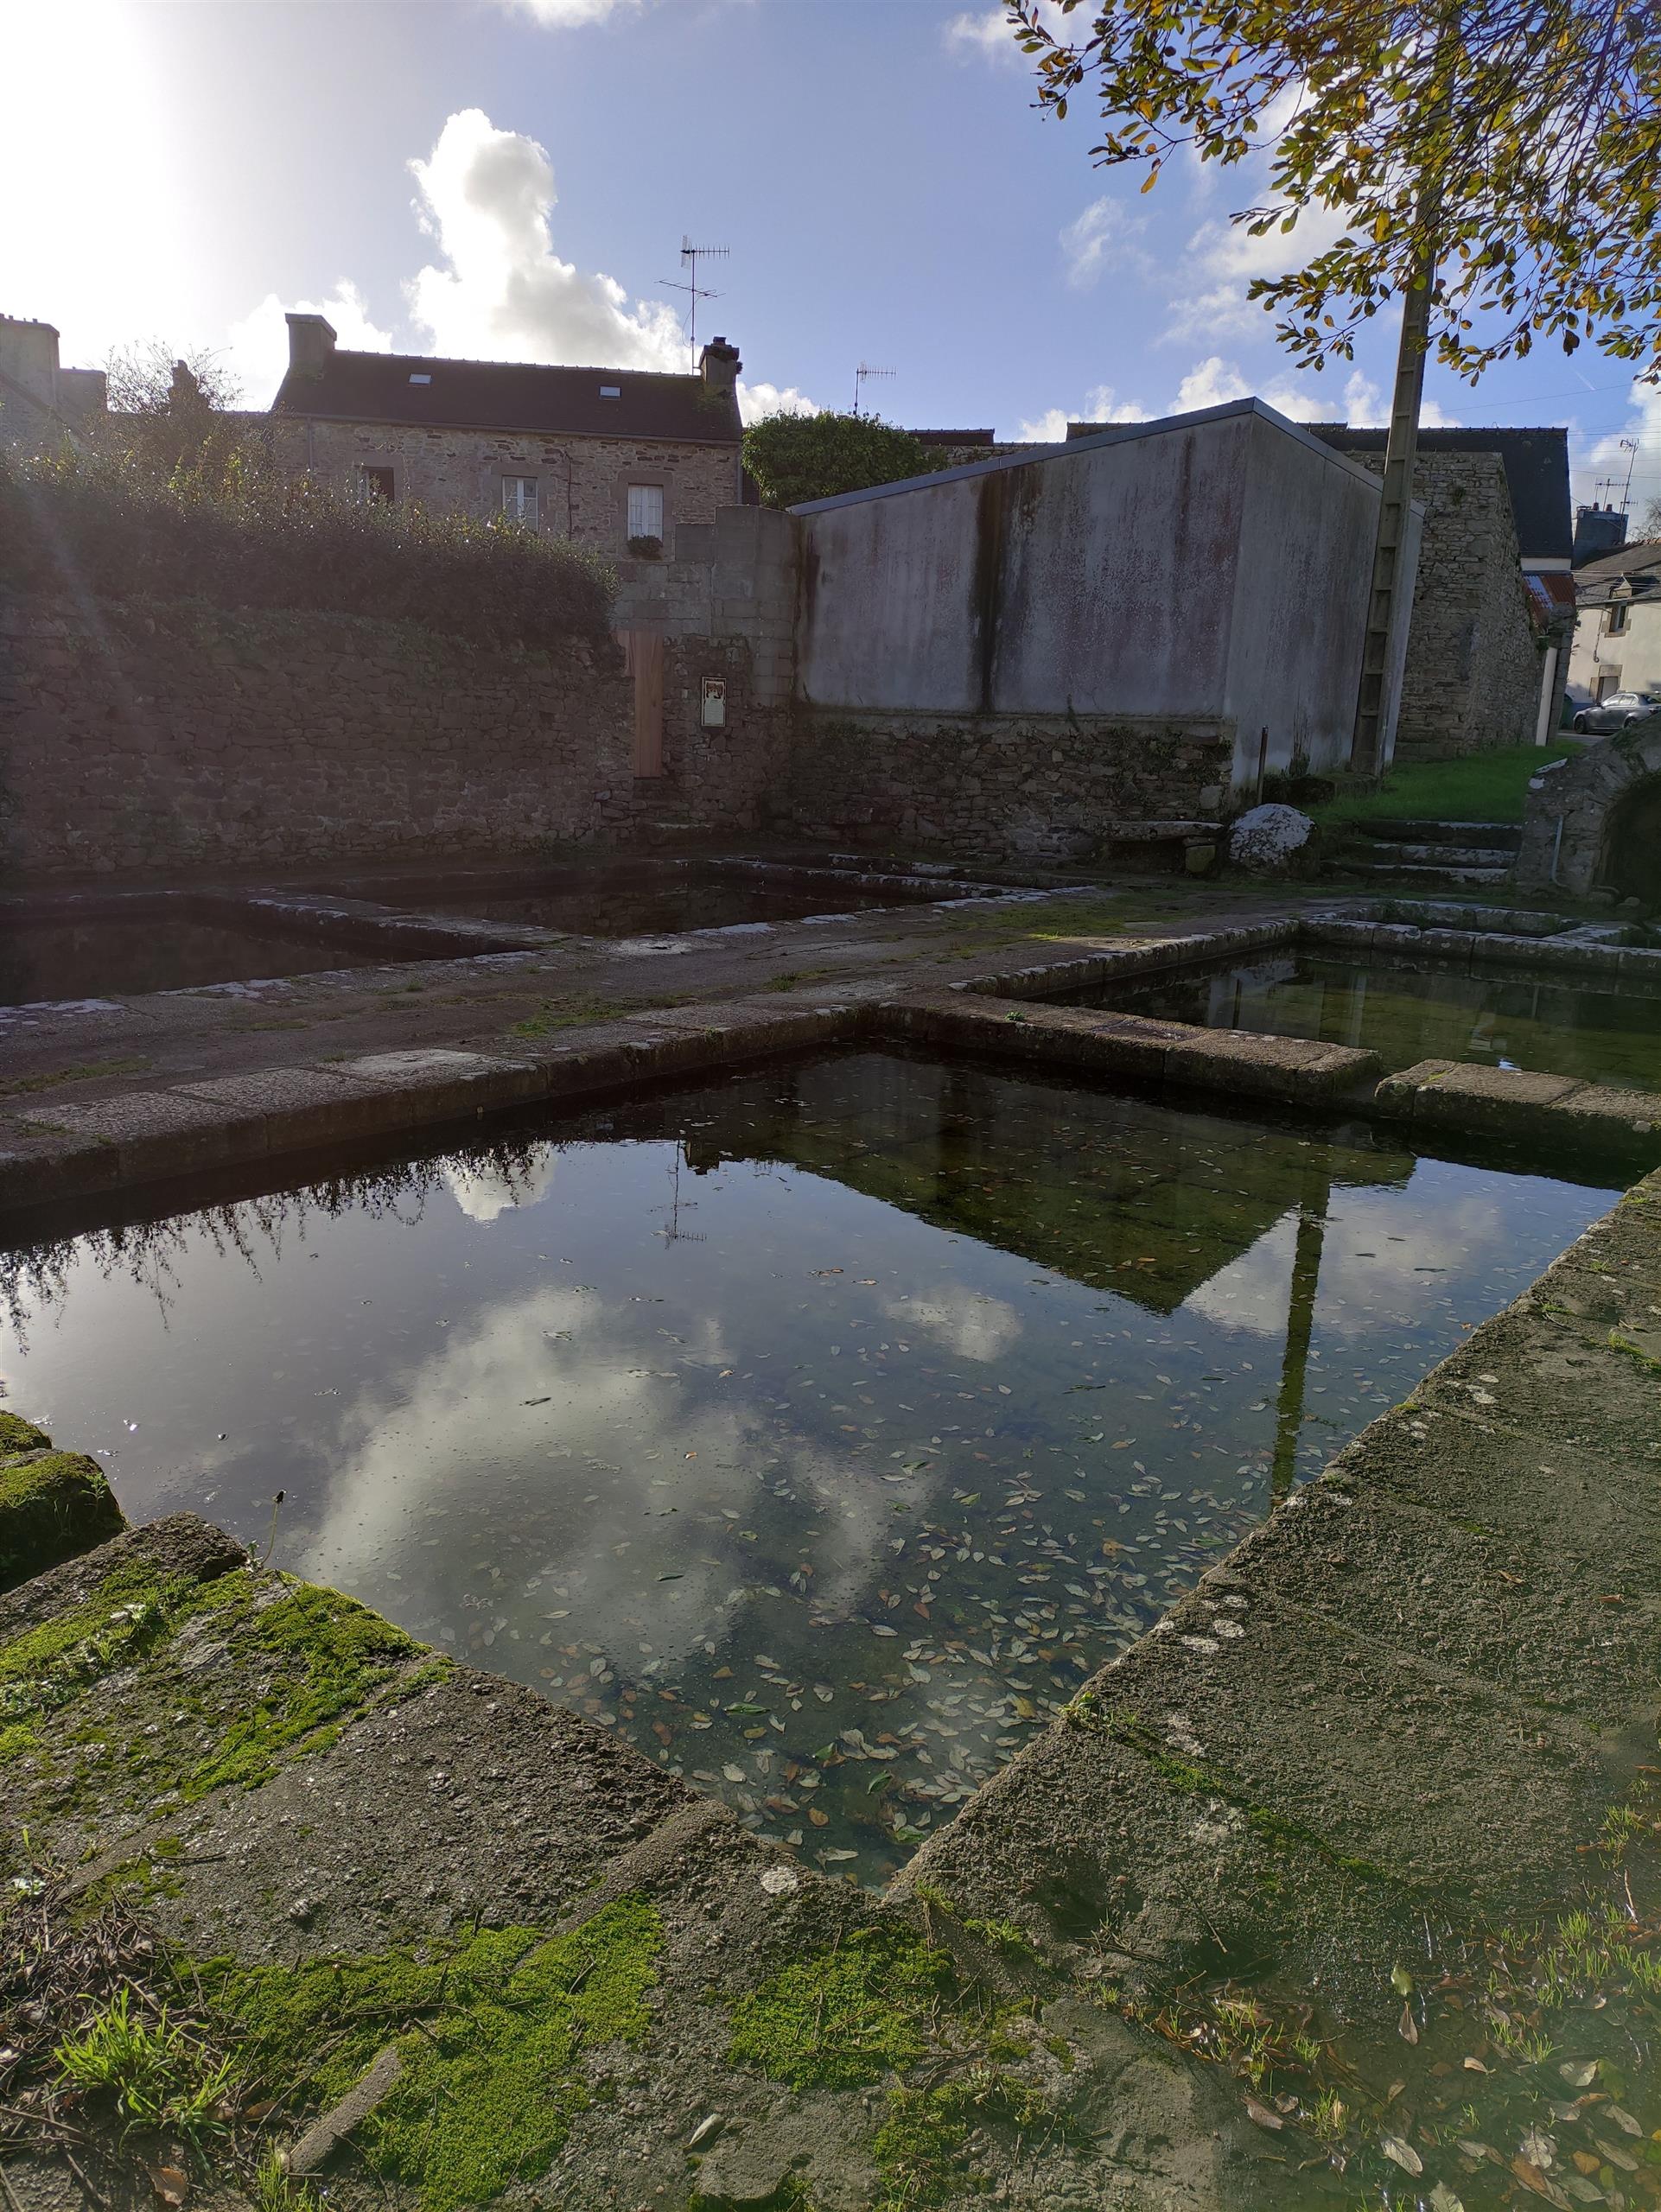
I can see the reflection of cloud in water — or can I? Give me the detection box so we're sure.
[298,1285,921,1666]
[442,1152,558,1224]
[1185,1185,1524,1340]
[882,1285,1022,1363]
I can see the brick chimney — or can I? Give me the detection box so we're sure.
[698,335,741,397]
[285,312,337,376]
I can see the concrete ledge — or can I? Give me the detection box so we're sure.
[1377,1058,1661,1155]
[881,991,1377,1102]
[20,1088,264,1184]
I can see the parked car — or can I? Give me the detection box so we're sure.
[1572,688,1661,733]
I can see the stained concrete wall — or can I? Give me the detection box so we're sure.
[792,401,1405,793]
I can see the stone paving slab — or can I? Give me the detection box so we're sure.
[1228,1478,1661,1726]
[1325,1400,1661,1575]
[1416,1300,1661,1462]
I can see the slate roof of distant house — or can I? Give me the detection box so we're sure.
[1570,539,1661,601]
[270,350,744,444]
[1310,423,1572,562]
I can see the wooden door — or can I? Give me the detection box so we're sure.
[620,629,665,778]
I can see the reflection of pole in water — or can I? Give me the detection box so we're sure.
[1270,1191,1327,1502]
[655,1149,705,1248]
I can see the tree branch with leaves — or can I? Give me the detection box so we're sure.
[1009,0,1661,380]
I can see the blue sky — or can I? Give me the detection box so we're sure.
[3,0,1655,507]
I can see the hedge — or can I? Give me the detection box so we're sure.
[0,445,616,651]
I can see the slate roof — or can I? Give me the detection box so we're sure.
[270,350,743,445]
[1310,423,1572,563]
[1569,539,1661,600]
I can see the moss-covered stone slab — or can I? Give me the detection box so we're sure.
[0,1447,125,1594]
[0,1410,52,1455]
[0,1516,1265,2212]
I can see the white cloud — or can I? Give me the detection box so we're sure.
[1060,199,1149,290]
[882,1287,1022,1363]
[224,282,394,409]
[404,108,688,371]
[500,0,645,22]
[739,381,818,424]
[1016,382,1151,442]
[1163,176,1350,348]
[945,2,1071,57]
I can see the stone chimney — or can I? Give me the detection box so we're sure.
[285,312,337,377]
[698,335,741,397]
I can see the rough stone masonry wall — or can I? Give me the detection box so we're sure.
[771,711,1235,860]
[0,595,634,878]
[268,416,739,559]
[1345,446,1542,760]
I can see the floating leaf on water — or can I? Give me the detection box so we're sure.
[1592,2138,1638,2174]
[1380,2136,1422,2177]
[1520,2126,1556,2169]
[1428,2187,1465,2212]
[1559,2058,1600,2088]
[1398,1999,1419,2044]
[1391,1962,1415,1997]
[1606,2106,1641,2137]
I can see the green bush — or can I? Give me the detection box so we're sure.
[742,410,936,509]
[0,443,615,650]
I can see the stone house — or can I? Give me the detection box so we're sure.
[1312,425,1575,759]
[0,315,111,453]
[1566,540,1661,703]
[269,314,744,557]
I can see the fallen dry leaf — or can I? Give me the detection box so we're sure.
[1244,2096,1282,2132]
[148,2167,189,2209]
[1381,2135,1422,2177]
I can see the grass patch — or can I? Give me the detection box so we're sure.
[0,1058,153,1101]
[204,1896,663,2211]
[55,1986,234,2144]
[508,996,626,1038]
[1310,741,1581,828]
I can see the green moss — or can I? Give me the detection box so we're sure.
[727,1925,954,2092]
[178,1576,419,1798]
[508,996,624,1039]
[0,1451,126,1593]
[0,1412,52,1455]
[0,1561,181,1721]
[204,1896,663,2211]
[0,1721,43,1767]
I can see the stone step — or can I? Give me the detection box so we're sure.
[1347,861,1513,887]
[1362,817,1522,849]
[1349,840,1517,869]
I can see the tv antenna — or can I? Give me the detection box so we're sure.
[1619,436,1641,512]
[654,1153,704,1249]
[853,363,895,416]
[659,235,729,370]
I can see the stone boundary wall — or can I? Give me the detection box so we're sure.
[0,594,634,877]
[1516,721,1661,900]
[1341,447,1543,760]
[772,710,1234,860]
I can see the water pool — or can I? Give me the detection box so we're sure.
[0,1050,1616,1881]
[0,912,385,1006]
[1059,950,1661,1091]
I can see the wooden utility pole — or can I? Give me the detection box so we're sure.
[1350,238,1435,778]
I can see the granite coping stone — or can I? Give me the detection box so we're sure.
[1416,1300,1661,1464]
[1326,1399,1661,1568]
[1225,1475,1660,1726]
[0,1119,121,1209]
[16,1087,262,1181]
[173,1065,412,1148]
[1088,1577,1615,1897]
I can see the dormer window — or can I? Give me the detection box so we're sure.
[599,385,620,399]
[409,372,432,385]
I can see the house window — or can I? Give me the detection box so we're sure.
[1607,603,1630,633]
[627,483,665,548]
[360,465,396,504]
[502,475,538,525]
